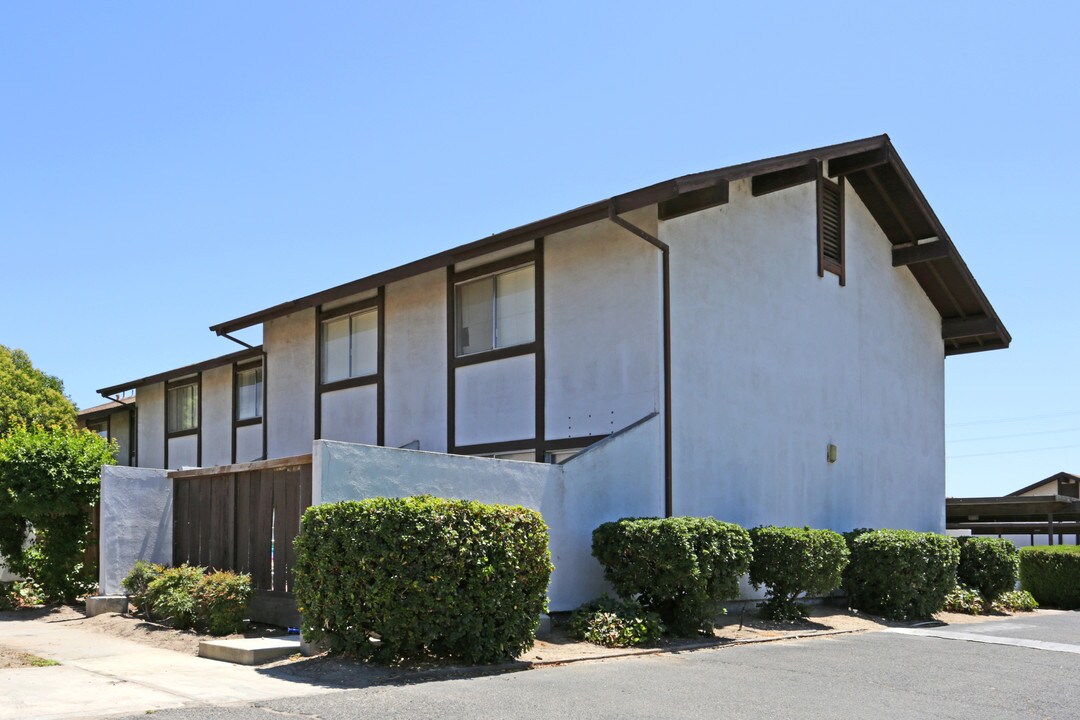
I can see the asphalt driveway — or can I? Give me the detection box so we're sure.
[105,610,1080,720]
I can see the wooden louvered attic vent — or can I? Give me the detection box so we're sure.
[818,175,845,285]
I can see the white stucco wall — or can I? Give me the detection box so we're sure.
[384,269,448,452]
[314,413,663,611]
[235,422,263,462]
[321,385,378,444]
[201,365,232,467]
[455,355,535,446]
[544,212,662,441]
[99,465,172,595]
[265,308,316,457]
[135,384,165,469]
[664,178,945,533]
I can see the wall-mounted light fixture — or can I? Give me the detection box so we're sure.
[827,444,838,463]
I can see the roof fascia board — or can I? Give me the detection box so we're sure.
[97,345,263,396]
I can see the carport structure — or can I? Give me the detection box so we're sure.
[947,495,1080,546]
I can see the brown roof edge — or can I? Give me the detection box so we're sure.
[97,345,263,396]
[209,136,894,335]
[1006,471,1080,497]
[77,397,135,420]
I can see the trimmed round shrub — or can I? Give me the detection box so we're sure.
[144,564,204,629]
[747,526,849,622]
[569,595,664,648]
[845,530,959,620]
[591,516,752,635]
[195,570,252,635]
[1019,546,1080,609]
[957,537,1019,601]
[122,560,165,617]
[293,496,553,665]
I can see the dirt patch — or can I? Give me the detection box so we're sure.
[4,605,293,657]
[0,644,59,669]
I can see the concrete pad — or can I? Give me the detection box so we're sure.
[85,595,128,617]
[199,635,301,665]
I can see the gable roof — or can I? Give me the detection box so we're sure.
[1007,471,1080,497]
[208,134,1009,355]
[97,346,263,396]
[77,397,135,422]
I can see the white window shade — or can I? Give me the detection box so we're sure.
[322,316,350,383]
[349,309,378,377]
[456,277,495,355]
[236,366,263,420]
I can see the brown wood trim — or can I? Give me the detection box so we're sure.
[661,246,673,516]
[827,147,889,177]
[453,342,536,368]
[261,350,268,460]
[892,241,951,267]
[314,304,322,441]
[446,266,456,452]
[319,295,380,321]
[449,251,538,283]
[376,286,385,446]
[534,237,546,462]
[318,374,379,393]
[197,372,202,466]
[163,381,169,469]
[235,416,262,428]
[231,361,237,464]
[453,439,536,456]
[166,428,198,440]
[169,453,312,479]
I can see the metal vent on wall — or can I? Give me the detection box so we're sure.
[820,179,842,264]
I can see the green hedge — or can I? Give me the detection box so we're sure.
[122,563,251,635]
[845,530,959,620]
[592,516,752,635]
[293,496,553,665]
[957,537,1018,601]
[747,526,848,622]
[1019,546,1080,609]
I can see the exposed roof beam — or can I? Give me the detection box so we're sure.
[942,315,1000,340]
[97,346,263,396]
[751,161,818,197]
[827,147,889,177]
[893,240,951,266]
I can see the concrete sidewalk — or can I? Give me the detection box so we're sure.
[0,615,340,720]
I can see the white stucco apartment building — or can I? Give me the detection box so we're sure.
[88,135,1009,538]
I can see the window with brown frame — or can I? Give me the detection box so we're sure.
[817,175,845,285]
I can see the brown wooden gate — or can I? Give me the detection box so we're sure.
[171,455,312,594]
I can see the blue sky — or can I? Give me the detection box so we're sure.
[1,3,1076,497]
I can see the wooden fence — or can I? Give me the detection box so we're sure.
[170,455,312,594]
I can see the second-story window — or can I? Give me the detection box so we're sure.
[455,264,535,356]
[235,363,263,421]
[321,308,378,383]
[167,379,199,434]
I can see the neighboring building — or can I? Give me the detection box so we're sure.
[946,472,1080,548]
[76,397,136,466]
[95,134,1009,533]
[1008,471,1080,499]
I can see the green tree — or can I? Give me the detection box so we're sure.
[0,425,115,602]
[0,345,76,434]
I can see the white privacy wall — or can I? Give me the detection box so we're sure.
[313,413,663,611]
[543,211,662,442]
[664,178,945,533]
[136,383,165,469]
[384,270,448,452]
[99,465,172,595]
[265,308,316,458]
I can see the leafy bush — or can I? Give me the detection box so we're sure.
[994,589,1039,612]
[845,530,959,620]
[942,585,984,615]
[747,526,849,622]
[957,537,1019,601]
[145,564,203,629]
[568,595,664,648]
[122,560,164,617]
[592,516,752,635]
[0,580,43,611]
[195,570,251,635]
[0,425,115,602]
[1019,546,1080,609]
[294,496,553,665]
